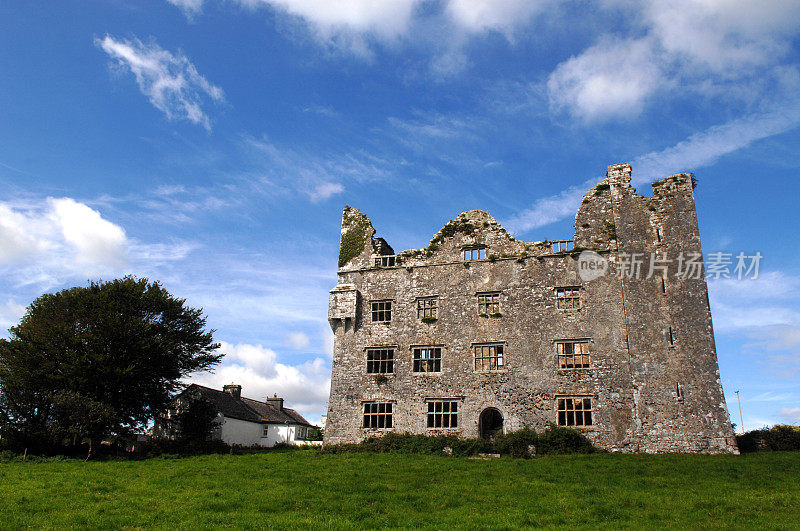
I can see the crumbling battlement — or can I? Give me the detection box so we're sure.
[338,164,701,272]
[325,163,737,454]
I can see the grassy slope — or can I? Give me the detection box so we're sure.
[1,450,798,529]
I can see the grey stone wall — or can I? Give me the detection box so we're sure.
[324,163,738,454]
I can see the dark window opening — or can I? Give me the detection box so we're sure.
[557,397,593,427]
[363,402,393,429]
[366,348,394,374]
[427,400,458,428]
[371,300,392,322]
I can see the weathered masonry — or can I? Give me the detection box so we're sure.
[324,163,738,453]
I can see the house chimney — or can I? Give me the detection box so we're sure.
[223,384,242,400]
[266,393,284,411]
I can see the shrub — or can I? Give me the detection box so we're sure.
[319,427,597,458]
[737,425,800,453]
[535,425,596,455]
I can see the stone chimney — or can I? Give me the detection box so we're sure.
[223,384,242,400]
[266,393,284,411]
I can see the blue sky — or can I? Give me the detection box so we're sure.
[1,0,799,428]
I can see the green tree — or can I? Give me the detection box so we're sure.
[175,395,222,442]
[0,277,221,456]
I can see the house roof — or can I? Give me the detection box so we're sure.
[181,384,314,427]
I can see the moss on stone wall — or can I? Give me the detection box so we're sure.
[338,215,371,268]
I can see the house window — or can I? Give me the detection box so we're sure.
[557,397,593,427]
[477,292,500,315]
[371,300,392,322]
[374,255,396,267]
[556,340,591,369]
[416,297,438,319]
[413,347,442,373]
[366,348,394,374]
[296,426,308,440]
[463,247,486,261]
[556,287,580,309]
[363,402,393,429]
[262,425,269,437]
[427,400,458,428]
[474,343,504,371]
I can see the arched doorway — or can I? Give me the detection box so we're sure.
[479,408,504,439]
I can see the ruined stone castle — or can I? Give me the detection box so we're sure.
[324,163,737,453]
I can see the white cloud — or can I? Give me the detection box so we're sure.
[547,36,665,122]
[96,35,224,130]
[642,0,800,72]
[285,331,310,350]
[546,1,800,121]
[237,0,423,57]
[167,0,204,18]
[0,198,128,279]
[189,340,330,423]
[445,0,550,35]
[309,182,344,203]
[781,407,800,424]
[0,197,194,293]
[49,198,127,267]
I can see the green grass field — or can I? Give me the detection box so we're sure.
[1,450,798,529]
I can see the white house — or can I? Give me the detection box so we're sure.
[156,384,319,447]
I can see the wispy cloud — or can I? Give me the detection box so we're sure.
[633,91,800,184]
[96,35,225,130]
[241,135,392,202]
[503,179,593,234]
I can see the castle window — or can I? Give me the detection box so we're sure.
[557,397,593,427]
[363,402,393,429]
[477,292,500,315]
[463,247,486,261]
[413,347,442,373]
[556,340,590,369]
[556,287,581,309]
[668,326,675,345]
[551,239,573,253]
[676,383,684,401]
[374,255,396,267]
[416,296,438,319]
[371,300,392,322]
[427,400,458,428]
[474,343,504,371]
[366,348,394,374]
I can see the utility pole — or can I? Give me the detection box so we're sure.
[735,390,744,434]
